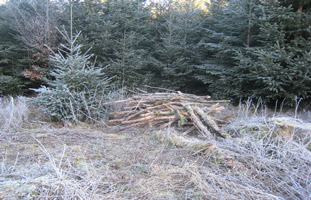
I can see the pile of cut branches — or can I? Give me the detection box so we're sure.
[105,92,231,139]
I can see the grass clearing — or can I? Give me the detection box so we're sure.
[0,97,310,199]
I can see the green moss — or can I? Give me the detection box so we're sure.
[154,130,210,152]
[227,122,272,139]
[178,113,186,126]
[154,111,161,116]
[192,144,208,151]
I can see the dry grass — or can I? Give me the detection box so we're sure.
[0,97,310,199]
[221,99,311,199]
[0,96,30,132]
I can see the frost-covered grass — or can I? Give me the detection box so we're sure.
[219,99,311,199]
[213,131,311,199]
[0,96,30,132]
[0,97,310,199]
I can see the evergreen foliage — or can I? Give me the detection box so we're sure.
[4,0,64,95]
[196,0,311,105]
[2,0,311,106]
[69,0,207,92]
[32,30,112,121]
[70,0,155,88]
[152,0,206,92]
[196,0,260,99]
[234,0,311,104]
[0,4,31,96]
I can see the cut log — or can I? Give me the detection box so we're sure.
[125,104,169,120]
[207,106,225,114]
[114,120,152,133]
[184,104,214,139]
[107,118,124,124]
[193,106,230,139]
[122,115,154,124]
[122,115,176,125]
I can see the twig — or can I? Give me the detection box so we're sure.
[160,119,178,128]
[102,98,133,105]
[182,126,196,136]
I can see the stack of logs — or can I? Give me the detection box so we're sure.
[105,92,231,139]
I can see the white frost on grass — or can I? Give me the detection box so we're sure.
[0,96,30,132]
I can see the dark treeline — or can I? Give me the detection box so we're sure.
[1,0,311,105]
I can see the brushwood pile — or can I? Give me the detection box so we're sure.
[105,92,231,139]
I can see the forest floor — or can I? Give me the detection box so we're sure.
[0,97,311,199]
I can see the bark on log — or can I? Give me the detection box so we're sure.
[193,106,230,139]
[184,104,214,139]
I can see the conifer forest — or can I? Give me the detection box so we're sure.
[1,0,311,105]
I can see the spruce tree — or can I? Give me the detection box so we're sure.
[67,0,208,92]
[196,0,260,99]
[235,0,311,105]
[152,0,206,92]
[69,0,154,89]
[0,4,31,96]
[32,27,112,121]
